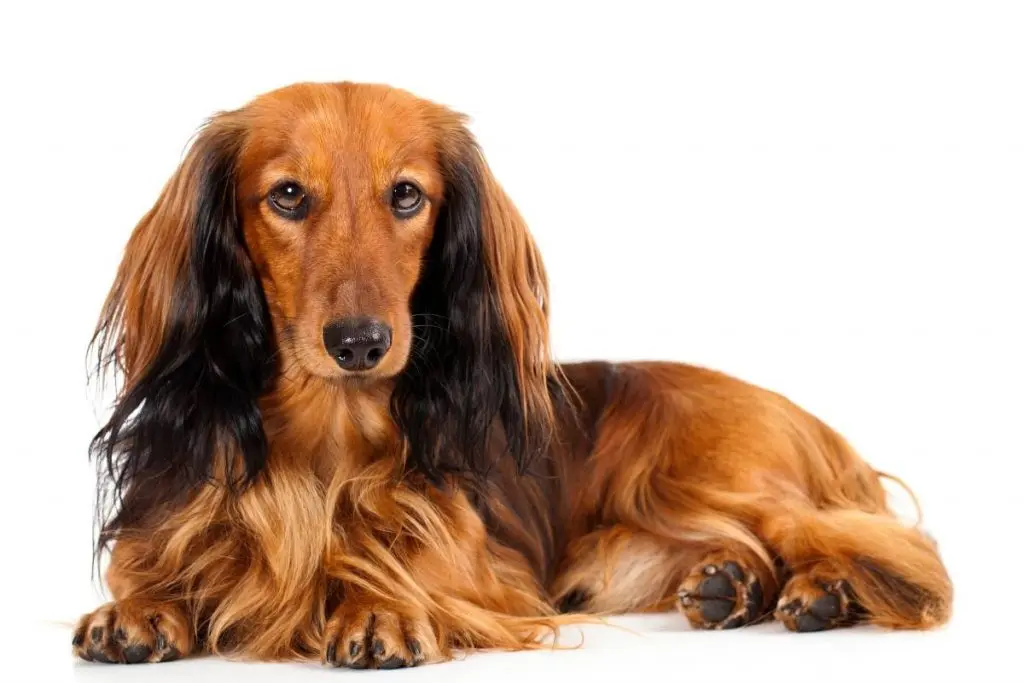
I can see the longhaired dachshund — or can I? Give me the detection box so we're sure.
[75,81,952,667]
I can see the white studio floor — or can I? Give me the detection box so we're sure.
[18,608,1007,683]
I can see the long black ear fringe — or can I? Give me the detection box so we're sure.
[91,134,275,548]
[390,147,555,484]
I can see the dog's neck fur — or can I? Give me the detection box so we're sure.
[260,369,400,483]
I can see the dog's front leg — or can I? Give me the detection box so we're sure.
[320,485,553,669]
[321,589,439,669]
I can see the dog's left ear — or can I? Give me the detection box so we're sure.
[392,120,560,481]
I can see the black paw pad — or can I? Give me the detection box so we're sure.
[794,593,841,632]
[778,580,859,633]
[679,561,764,629]
[698,571,737,623]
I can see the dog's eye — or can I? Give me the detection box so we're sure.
[268,181,308,219]
[390,182,424,217]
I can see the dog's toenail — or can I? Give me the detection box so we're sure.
[722,614,747,629]
[72,632,85,647]
[378,655,406,670]
[160,646,181,662]
[123,644,152,664]
[156,633,167,651]
[407,639,421,657]
[349,641,362,658]
[795,613,829,632]
[809,593,842,620]
[90,627,104,643]
[325,642,336,664]
[372,639,385,656]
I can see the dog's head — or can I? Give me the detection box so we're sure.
[93,83,559,531]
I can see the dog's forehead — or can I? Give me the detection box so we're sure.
[243,83,442,174]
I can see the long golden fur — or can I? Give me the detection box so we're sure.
[74,82,952,668]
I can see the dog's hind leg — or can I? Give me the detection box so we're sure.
[551,524,781,630]
[761,506,953,631]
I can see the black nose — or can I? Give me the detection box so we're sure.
[322,318,392,371]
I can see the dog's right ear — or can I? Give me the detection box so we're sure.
[90,114,275,548]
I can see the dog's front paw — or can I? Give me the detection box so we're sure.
[677,552,768,630]
[73,600,192,664]
[775,570,862,632]
[323,600,439,669]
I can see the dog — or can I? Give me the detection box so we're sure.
[74,81,952,667]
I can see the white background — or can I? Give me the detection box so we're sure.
[2,1,1022,681]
